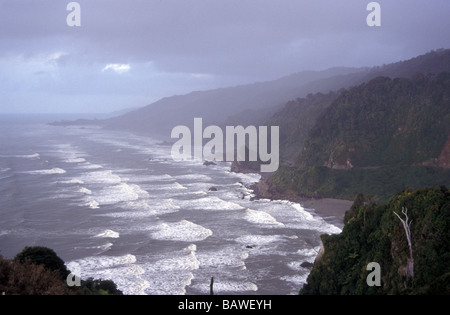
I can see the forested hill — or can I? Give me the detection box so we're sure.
[300,186,450,295]
[299,73,450,169]
[53,49,450,141]
[265,72,450,201]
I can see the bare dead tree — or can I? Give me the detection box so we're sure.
[393,207,414,284]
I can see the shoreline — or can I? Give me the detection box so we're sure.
[299,198,353,229]
[247,176,353,229]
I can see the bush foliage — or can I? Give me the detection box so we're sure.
[300,186,450,295]
[267,73,450,201]
[0,246,122,295]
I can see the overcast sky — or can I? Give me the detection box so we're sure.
[0,0,449,114]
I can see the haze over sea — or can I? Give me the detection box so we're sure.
[0,115,341,295]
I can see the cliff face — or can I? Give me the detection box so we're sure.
[300,186,450,295]
[298,74,450,169]
[265,73,450,202]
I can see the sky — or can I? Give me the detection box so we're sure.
[0,0,449,114]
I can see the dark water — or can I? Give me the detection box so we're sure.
[0,115,341,295]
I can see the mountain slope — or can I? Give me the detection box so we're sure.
[258,49,450,164]
[299,73,450,169]
[103,49,450,140]
[53,49,450,145]
[264,72,450,201]
[103,67,362,138]
[265,91,340,163]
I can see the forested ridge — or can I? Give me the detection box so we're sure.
[265,72,450,201]
[300,186,450,295]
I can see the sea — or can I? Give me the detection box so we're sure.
[0,114,342,295]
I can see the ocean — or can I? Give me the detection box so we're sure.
[0,115,341,295]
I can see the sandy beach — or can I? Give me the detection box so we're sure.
[300,198,353,221]
[248,176,354,228]
[300,198,354,228]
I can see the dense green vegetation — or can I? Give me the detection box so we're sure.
[264,73,450,201]
[0,246,122,295]
[300,186,450,295]
[269,165,450,202]
[299,73,450,168]
[14,246,71,281]
[265,91,339,163]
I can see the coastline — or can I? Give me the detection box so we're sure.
[247,175,353,228]
[299,198,353,228]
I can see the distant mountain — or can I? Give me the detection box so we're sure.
[102,67,363,139]
[103,106,141,119]
[264,91,340,163]
[103,49,450,141]
[261,49,450,164]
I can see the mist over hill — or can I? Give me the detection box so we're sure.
[265,72,450,201]
[52,49,450,146]
[99,49,450,141]
[102,67,362,138]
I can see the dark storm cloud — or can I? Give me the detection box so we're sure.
[0,0,449,113]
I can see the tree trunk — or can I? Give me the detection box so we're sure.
[393,207,414,282]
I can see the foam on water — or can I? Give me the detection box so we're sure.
[250,198,342,234]
[192,190,208,196]
[0,122,346,295]
[235,234,286,246]
[94,242,113,251]
[78,187,92,195]
[191,280,258,294]
[195,245,248,270]
[150,220,213,242]
[244,209,284,226]
[281,274,309,289]
[174,182,188,190]
[76,170,122,185]
[98,198,181,219]
[176,196,245,211]
[127,173,175,183]
[0,153,40,159]
[65,157,86,163]
[141,244,200,295]
[148,181,188,191]
[230,171,261,186]
[144,271,195,295]
[0,168,12,180]
[95,229,120,238]
[68,254,149,295]
[59,178,84,185]
[296,247,320,259]
[98,210,156,219]
[86,200,100,209]
[180,181,217,193]
[125,198,180,214]
[51,144,89,166]
[149,245,200,272]
[175,174,213,181]
[23,168,66,175]
[91,183,148,206]
[152,198,181,212]
[78,163,103,170]
[290,203,315,220]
